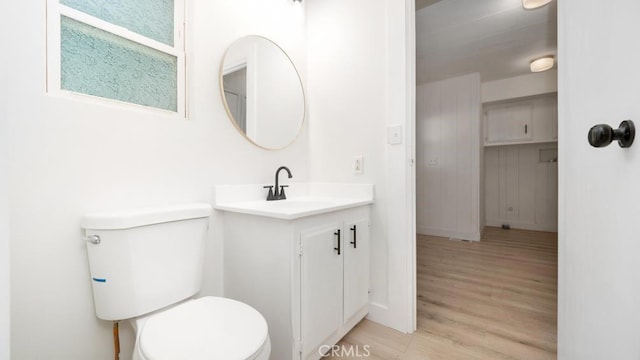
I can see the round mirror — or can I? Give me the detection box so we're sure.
[220,36,305,150]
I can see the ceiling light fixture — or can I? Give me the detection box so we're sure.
[293,0,302,3]
[530,56,555,72]
[522,0,552,9]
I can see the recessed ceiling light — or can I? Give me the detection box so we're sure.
[530,56,555,72]
[522,0,552,9]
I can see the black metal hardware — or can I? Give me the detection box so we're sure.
[525,124,528,134]
[279,185,289,199]
[350,225,357,248]
[263,186,275,200]
[334,229,341,255]
[266,166,293,201]
[588,120,635,148]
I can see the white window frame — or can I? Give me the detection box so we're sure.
[46,0,186,117]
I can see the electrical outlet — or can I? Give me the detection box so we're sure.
[353,156,364,175]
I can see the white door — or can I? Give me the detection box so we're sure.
[343,218,369,323]
[300,222,343,359]
[559,1,640,358]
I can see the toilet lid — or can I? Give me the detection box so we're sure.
[139,297,269,360]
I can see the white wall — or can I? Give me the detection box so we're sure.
[0,2,10,357]
[482,70,557,103]
[6,1,307,359]
[306,0,415,332]
[485,143,558,232]
[416,73,482,240]
[0,136,8,360]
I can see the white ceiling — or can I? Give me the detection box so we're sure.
[416,0,557,84]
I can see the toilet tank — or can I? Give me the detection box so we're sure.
[81,204,211,321]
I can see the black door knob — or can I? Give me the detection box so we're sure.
[588,120,635,148]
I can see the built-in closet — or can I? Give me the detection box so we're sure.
[416,74,558,239]
[483,94,558,232]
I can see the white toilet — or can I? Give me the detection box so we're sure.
[81,203,270,360]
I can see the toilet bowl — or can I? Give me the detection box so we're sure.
[132,297,270,360]
[81,204,270,360]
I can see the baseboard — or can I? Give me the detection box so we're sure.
[485,220,557,232]
[417,226,481,241]
[366,302,411,334]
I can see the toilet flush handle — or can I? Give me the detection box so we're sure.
[84,235,101,245]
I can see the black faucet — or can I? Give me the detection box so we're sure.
[264,166,293,201]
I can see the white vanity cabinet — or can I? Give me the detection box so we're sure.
[222,205,370,360]
[300,212,370,359]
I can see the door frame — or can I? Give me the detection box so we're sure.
[405,0,418,333]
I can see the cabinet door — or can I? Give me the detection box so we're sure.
[530,96,558,143]
[300,222,343,358]
[343,218,370,323]
[485,103,533,144]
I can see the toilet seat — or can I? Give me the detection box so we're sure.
[136,297,270,360]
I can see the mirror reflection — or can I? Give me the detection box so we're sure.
[220,36,305,150]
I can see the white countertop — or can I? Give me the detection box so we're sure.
[214,183,374,220]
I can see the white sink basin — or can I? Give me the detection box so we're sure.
[214,183,374,220]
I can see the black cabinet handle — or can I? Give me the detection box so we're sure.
[334,229,341,255]
[588,120,635,148]
[525,124,528,134]
[350,225,357,248]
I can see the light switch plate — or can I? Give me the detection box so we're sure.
[387,125,403,145]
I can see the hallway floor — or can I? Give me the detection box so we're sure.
[328,227,558,359]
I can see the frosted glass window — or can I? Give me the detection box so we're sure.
[60,0,175,46]
[61,16,178,111]
[47,0,184,114]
